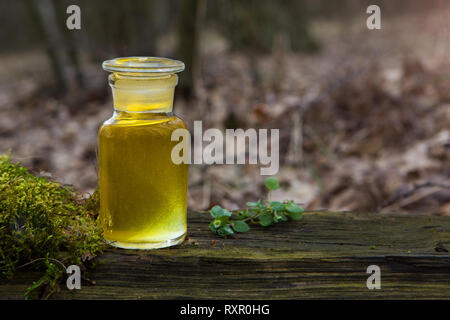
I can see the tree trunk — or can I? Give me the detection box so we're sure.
[176,0,206,98]
[22,0,70,92]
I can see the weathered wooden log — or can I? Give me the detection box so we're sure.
[1,211,449,299]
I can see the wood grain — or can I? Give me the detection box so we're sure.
[1,211,449,299]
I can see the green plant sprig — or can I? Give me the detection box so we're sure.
[209,177,304,237]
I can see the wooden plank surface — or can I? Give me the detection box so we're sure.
[1,211,450,299]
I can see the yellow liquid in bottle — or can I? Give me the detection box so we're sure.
[99,113,188,249]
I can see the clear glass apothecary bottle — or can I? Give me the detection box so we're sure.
[99,57,188,249]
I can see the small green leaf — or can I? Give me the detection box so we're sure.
[223,225,234,234]
[259,213,273,226]
[233,220,250,233]
[217,228,227,237]
[246,202,258,207]
[256,200,266,209]
[210,205,223,218]
[273,212,284,222]
[286,203,304,214]
[237,210,252,220]
[264,177,280,191]
[213,219,222,228]
[288,212,303,221]
[270,201,284,211]
[209,222,217,232]
[217,225,234,237]
[222,209,232,217]
[210,205,232,218]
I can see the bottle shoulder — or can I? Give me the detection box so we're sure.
[99,113,186,138]
[101,112,186,127]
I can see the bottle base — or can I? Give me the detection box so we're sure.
[104,232,186,250]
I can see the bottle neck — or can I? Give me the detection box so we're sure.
[109,73,178,113]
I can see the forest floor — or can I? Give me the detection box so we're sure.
[0,7,449,215]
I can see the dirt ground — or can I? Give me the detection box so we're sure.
[0,7,449,215]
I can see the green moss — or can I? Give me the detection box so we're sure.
[0,153,103,299]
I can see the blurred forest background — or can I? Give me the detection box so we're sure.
[0,0,449,215]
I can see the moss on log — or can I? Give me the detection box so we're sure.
[1,211,450,299]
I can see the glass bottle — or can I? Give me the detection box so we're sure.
[99,57,187,249]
